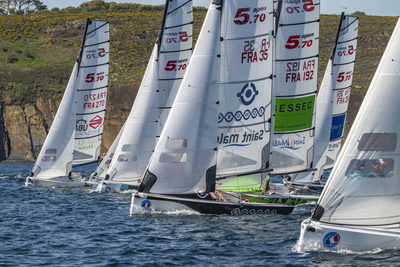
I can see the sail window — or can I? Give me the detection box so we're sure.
[160,152,187,163]
[117,153,137,162]
[165,138,187,150]
[42,156,56,161]
[45,148,57,154]
[345,158,394,178]
[121,144,137,152]
[358,133,397,151]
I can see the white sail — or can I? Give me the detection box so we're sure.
[73,20,110,165]
[269,0,319,175]
[217,0,274,177]
[314,18,400,226]
[291,15,358,184]
[324,15,359,169]
[138,0,221,194]
[31,64,78,178]
[104,0,193,185]
[93,123,125,179]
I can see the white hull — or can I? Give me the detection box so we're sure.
[88,180,139,193]
[298,219,400,252]
[25,173,90,188]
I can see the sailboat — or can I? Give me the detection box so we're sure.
[26,19,110,187]
[298,17,400,252]
[216,0,320,204]
[91,0,193,193]
[130,0,294,215]
[278,14,359,191]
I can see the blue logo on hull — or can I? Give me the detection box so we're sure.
[323,232,340,247]
[141,200,152,209]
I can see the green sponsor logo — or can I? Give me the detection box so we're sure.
[274,95,315,132]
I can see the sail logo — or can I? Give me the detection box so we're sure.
[218,130,264,147]
[323,232,340,248]
[141,200,152,210]
[272,137,305,150]
[76,119,88,132]
[218,106,265,123]
[89,115,103,129]
[237,82,258,106]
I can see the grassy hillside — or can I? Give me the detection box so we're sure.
[0,7,398,141]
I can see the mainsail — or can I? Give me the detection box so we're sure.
[138,0,221,194]
[270,0,320,175]
[31,19,109,178]
[104,0,193,184]
[290,14,359,184]
[314,18,400,226]
[74,20,110,165]
[217,0,274,176]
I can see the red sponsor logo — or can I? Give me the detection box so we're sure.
[89,115,103,129]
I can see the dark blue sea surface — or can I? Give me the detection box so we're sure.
[1,162,400,266]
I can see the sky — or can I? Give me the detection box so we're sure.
[42,0,400,17]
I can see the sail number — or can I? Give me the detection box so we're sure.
[337,45,354,57]
[337,71,352,82]
[285,35,313,49]
[233,7,267,25]
[85,72,105,83]
[164,60,187,71]
[165,32,189,43]
[241,38,270,64]
[285,0,315,13]
[85,48,107,59]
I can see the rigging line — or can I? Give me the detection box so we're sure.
[222,32,272,41]
[218,121,271,129]
[277,91,317,98]
[216,168,273,180]
[77,86,108,92]
[167,0,191,15]
[279,18,320,27]
[159,48,192,54]
[80,62,109,68]
[86,22,109,36]
[339,16,358,32]
[84,40,110,48]
[332,60,356,66]
[75,133,103,140]
[220,75,272,85]
[273,127,315,135]
[275,54,318,62]
[76,109,106,116]
[164,21,193,30]
[332,85,351,91]
[337,37,358,44]
[72,160,99,168]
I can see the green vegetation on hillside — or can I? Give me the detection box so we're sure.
[0,2,397,136]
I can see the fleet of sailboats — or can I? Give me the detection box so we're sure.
[26,19,110,187]
[20,0,400,252]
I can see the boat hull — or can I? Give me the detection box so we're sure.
[130,192,294,215]
[25,175,91,188]
[298,219,400,252]
[93,181,139,193]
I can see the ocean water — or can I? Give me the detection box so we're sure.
[1,162,400,266]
